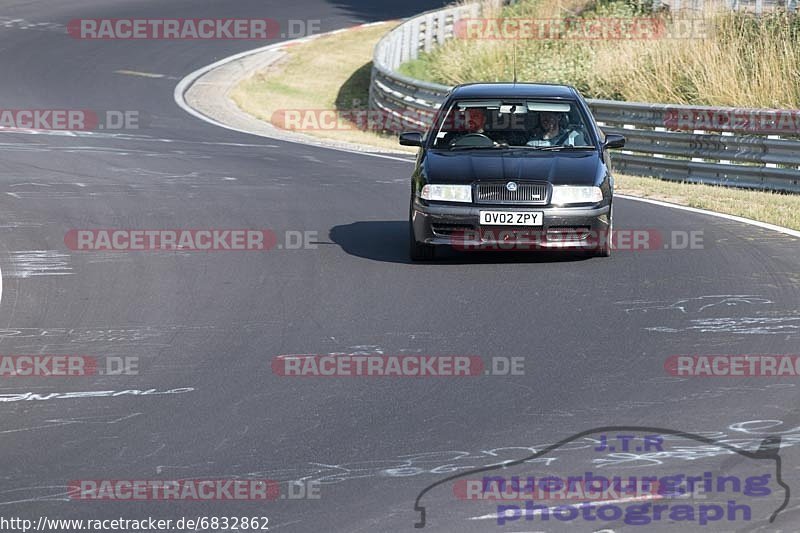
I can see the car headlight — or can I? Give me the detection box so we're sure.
[550,186,603,206]
[420,184,472,203]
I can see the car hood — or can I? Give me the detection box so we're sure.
[423,150,602,185]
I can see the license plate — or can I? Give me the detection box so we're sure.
[479,210,543,226]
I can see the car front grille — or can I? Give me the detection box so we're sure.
[474,182,549,205]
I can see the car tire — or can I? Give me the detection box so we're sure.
[596,204,612,257]
[409,220,435,261]
[409,196,436,261]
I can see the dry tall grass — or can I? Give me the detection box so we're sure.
[401,0,800,107]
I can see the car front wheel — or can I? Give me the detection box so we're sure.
[409,220,435,261]
[409,199,436,261]
[595,204,612,257]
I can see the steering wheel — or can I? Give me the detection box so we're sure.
[449,133,494,148]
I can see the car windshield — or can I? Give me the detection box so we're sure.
[432,99,595,150]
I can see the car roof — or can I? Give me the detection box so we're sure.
[449,83,578,100]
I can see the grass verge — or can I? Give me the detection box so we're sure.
[231,16,800,231]
[231,22,415,152]
[614,175,800,230]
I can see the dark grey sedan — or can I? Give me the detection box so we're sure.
[400,82,625,260]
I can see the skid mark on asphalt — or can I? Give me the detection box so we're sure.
[0,324,218,344]
[0,387,194,403]
[0,486,73,506]
[646,315,800,335]
[3,251,72,278]
[114,69,177,80]
[0,129,279,149]
[0,142,214,158]
[110,166,246,185]
[3,181,246,200]
[149,418,800,488]
[0,323,282,351]
[0,17,64,32]
[616,295,773,314]
[0,413,142,435]
[0,220,43,228]
[523,382,797,419]
[615,295,800,337]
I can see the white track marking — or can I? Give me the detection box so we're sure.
[173,26,413,163]
[114,69,167,79]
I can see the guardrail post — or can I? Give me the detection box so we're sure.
[766,135,779,168]
[720,131,732,164]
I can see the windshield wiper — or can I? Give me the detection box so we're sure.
[449,143,509,151]
[520,145,595,151]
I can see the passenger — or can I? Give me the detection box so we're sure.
[527,111,589,147]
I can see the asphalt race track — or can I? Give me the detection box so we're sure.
[0,1,799,532]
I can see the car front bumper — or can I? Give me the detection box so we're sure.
[411,199,611,251]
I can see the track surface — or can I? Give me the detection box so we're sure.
[0,1,799,532]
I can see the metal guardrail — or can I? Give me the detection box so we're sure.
[369,3,800,192]
[370,3,476,129]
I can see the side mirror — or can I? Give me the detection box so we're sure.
[603,133,625,149]
[399,132,423,147]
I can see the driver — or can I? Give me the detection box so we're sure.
[464,107,487,134]
[446,107,489,147]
